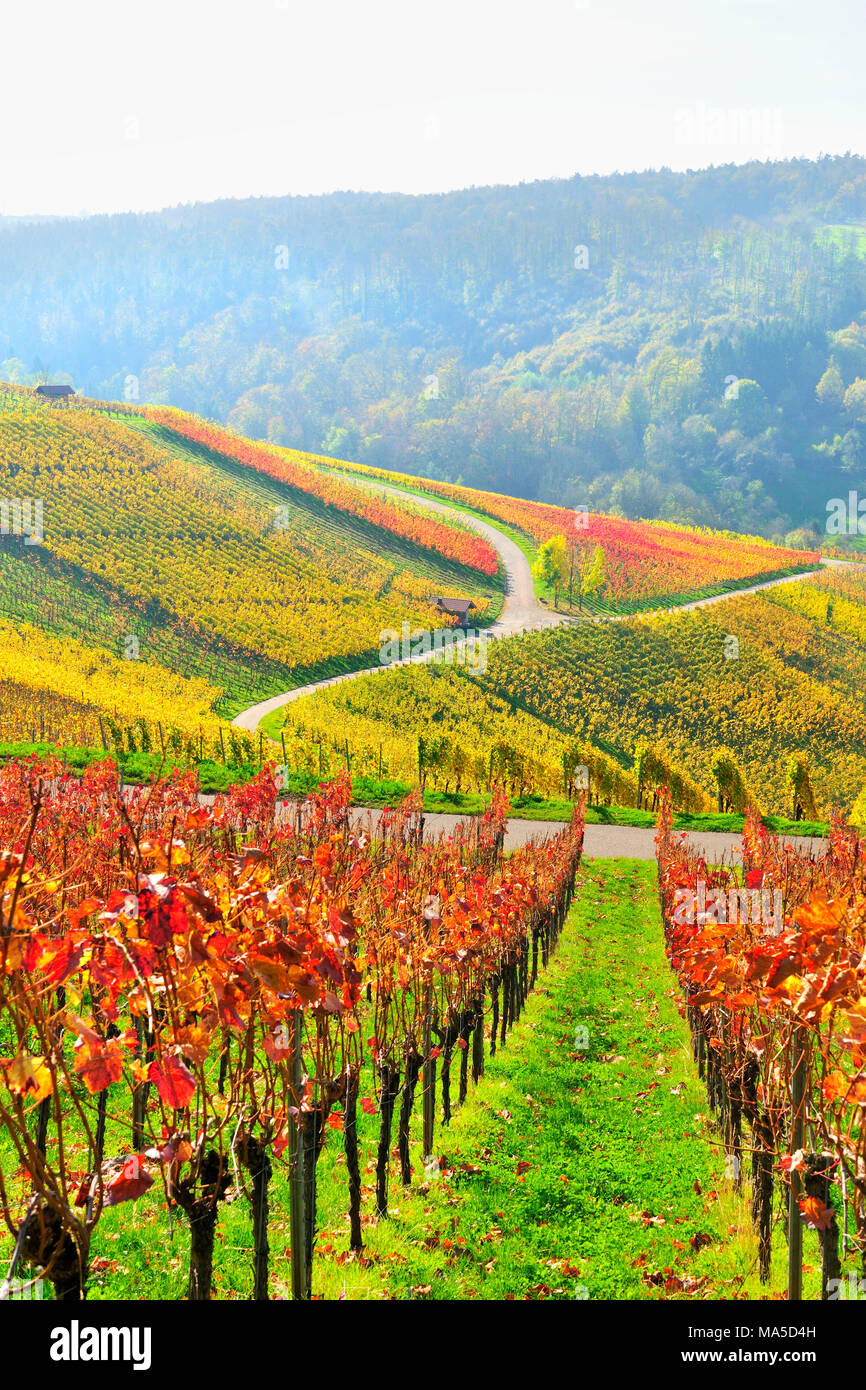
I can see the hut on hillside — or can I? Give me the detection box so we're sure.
[428,596,476,627]
[35,384,74,405]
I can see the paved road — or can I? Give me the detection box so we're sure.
[231,482,565,732]
[344,808,826,861]
[232,479,852,732]
[181,794,827,860]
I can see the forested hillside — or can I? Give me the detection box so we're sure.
[5,157,866,538]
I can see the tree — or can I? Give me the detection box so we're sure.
[785,755,817,821]
[843,378,866,424]
[619,379,651,444]
[321,423,361,459]
[532,534,569,605]
[816,362,844,408]
[609,469,663,519]
[726,379,771,434]
[577,544,606,610]
[783,527,820,551]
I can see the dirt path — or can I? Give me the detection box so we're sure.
[232,482,845,732]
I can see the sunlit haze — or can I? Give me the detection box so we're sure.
[2,0,864,216]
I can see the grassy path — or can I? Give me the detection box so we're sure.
[334,858,729,1299]
[49,858,813,1301]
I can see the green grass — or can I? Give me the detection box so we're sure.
[0,742,832,836]
[373,787,828,837]
[0,743,261,796]
[311,858,823,1301]
[10,858,827,1300]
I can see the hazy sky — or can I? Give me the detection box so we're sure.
[2,0,863,216]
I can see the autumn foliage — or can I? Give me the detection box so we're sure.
[0,757,582,1299]
[139,406,500,578]
[320,455,819,602]
[657,800,866,1289]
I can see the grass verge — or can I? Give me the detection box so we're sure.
[0,743,831,836]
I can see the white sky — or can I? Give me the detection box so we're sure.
[1,0,863,216]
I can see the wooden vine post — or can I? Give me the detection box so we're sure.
[422,988,436,1160]
[787,1025,808,1301]
[287,1012,308,1301]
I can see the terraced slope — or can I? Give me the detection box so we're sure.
[280,566,866,816]
[301,451,820,611]
[0,390,500,729]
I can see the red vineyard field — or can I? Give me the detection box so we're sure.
[326,457,821,602]
[139,406,501,579]
[0,758,582,1300]
[657,800,866,1294]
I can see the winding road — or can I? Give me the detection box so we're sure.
[232,480,841,733]
[226,486,859,858]
[231,482,565,733]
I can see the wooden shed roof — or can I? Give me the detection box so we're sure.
[429,595,476,617]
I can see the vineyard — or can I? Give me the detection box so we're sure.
[0,758,582,1301]
[657,801,866,1299]
[2,396,865,1314]
[1,388,845,827]
[132,406,501,579]
[0,393,499,725]
[308,452,820,607]
[0,618,226,753]
[5,750,861,1305]
[479,571,866,815]
[278,569,866,820]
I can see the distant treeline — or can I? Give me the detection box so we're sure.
[5,155,866,537]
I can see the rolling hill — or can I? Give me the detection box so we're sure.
[4,156,866,539]
[0,384,859,819]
